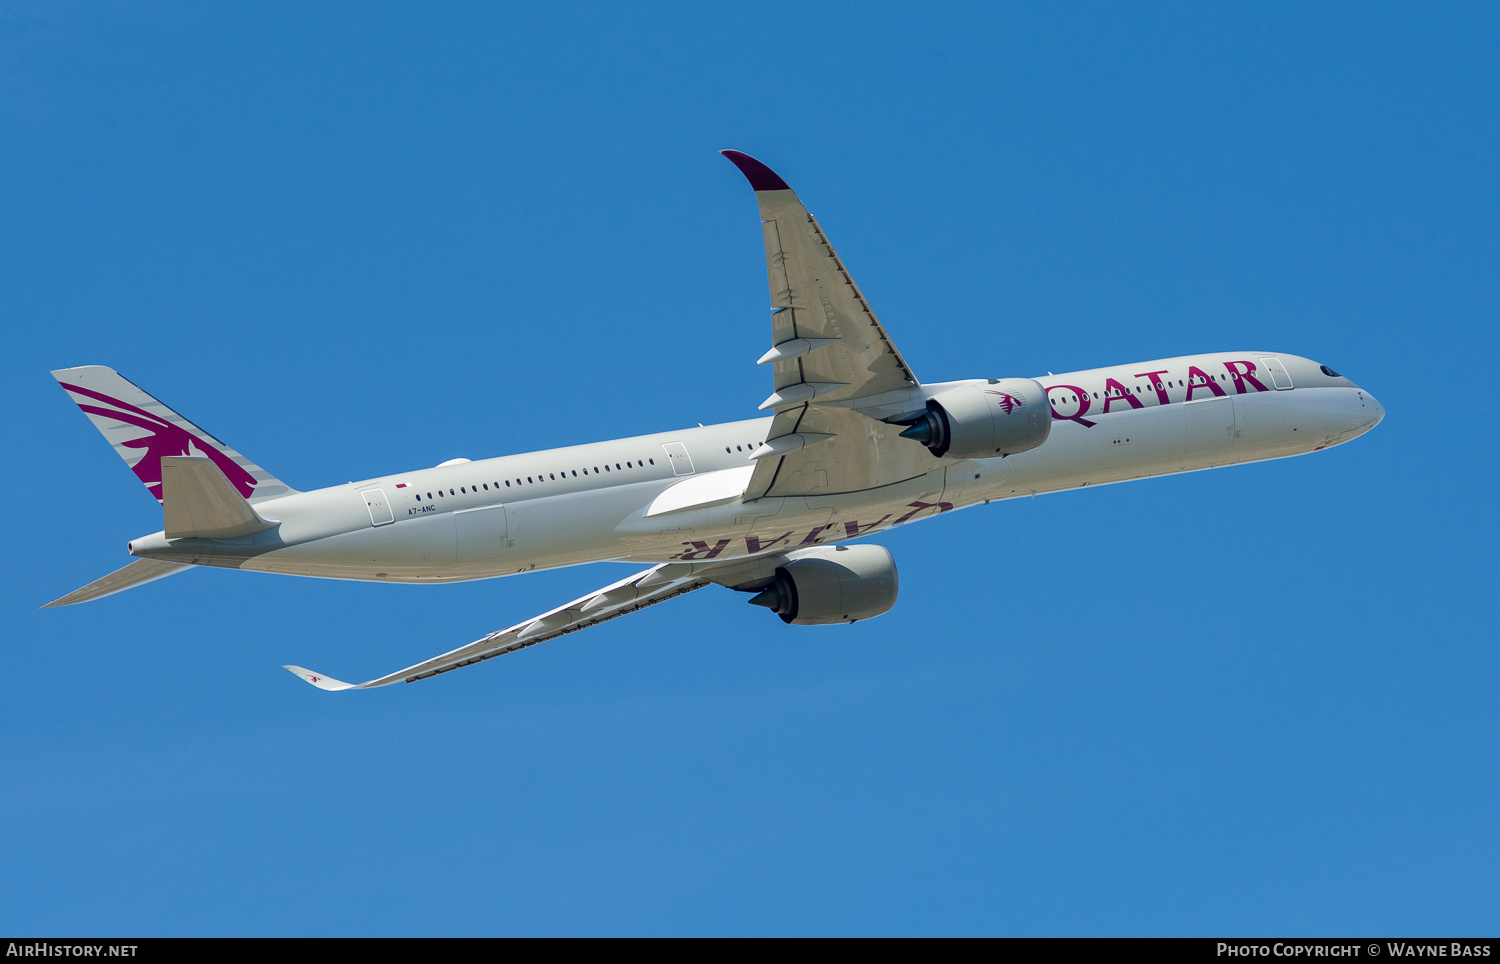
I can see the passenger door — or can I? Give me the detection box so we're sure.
[361,488,395,527]
[661,441,695,476]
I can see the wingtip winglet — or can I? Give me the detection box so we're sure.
[720,150,791,192]
[283,665,357,691]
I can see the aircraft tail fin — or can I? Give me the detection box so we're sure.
[51,366,297,505]
[43,558,190,608]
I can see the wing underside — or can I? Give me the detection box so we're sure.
[283,548,808,691]
[285,564,713,690]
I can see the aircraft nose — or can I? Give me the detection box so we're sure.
[1333,386,1383,444]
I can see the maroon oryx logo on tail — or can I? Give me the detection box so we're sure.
[59,382,258,502]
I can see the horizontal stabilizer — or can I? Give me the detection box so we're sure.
[162,456,276,539]
[44,558,189,608]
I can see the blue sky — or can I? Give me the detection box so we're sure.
[2,2,1496,935]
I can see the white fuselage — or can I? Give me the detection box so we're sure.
[127,351,1383,583]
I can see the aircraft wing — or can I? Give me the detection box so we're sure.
[721,151,937,500]
[284,563,713,690]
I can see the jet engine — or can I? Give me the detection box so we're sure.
[894,378,1051,459]
[745,544,899,625]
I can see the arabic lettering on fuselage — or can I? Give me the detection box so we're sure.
[671,500,956,561]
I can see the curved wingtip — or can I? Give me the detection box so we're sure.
[720,150,792,192]
[284,665,357,691]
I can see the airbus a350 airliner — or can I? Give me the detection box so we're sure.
[47,151,1384,690]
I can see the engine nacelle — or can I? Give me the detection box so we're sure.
[746,545,899,626]
[897,378,1051,459]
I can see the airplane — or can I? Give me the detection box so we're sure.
[46,150,1385,691]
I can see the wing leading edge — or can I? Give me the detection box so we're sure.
[285,563,713,690]
[720,150,937,500]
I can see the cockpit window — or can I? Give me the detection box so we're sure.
[1320,365,1341,377]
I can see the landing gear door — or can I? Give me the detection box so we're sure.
[1184,399,1236,452]
[1260,357,1294,390]
[361,488,395,527]
[943,458,1010,505]
[456,504,509,564]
